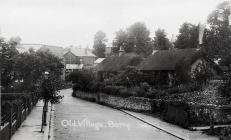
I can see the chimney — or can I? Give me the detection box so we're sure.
[198,22,206,46]
[119,46,125,56]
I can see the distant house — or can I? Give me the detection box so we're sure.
[37,45,65,58]
[94,58,105,67]
[96,53,143,81]
[63,47,96,71]
[137,48,221,86]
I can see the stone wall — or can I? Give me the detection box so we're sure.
[74,91,98,102]
[99,93,152,112]
[73,91,152,112]
[73,90,231,128]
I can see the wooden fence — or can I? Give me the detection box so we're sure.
[0,93,38,140]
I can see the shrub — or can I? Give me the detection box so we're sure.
[87,81,105,93]
[103,86,126,96]
[68,70,95,92]
[72,83,81,91]
[131,86,146,97]
[219,68,231,101]
[191,63,212,87]
[140,82,151,92]
[117,88,133,97]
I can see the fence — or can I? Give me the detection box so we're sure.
[0,93,39,140]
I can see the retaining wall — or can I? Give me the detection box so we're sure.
[73,90,231,128]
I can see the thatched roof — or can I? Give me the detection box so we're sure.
[97,53,143,72]
[137,48,200,71]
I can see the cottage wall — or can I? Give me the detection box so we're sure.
[81,56,95,67]
[190,59,203,73]
[63,51,80,64]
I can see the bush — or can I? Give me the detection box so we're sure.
[72,83,81,91]
[68,70,95,92]
[131,86,146,97]
[118,88,134,97]
[89,81,105,93]
[219,68,231,100]
[103,86,125,96]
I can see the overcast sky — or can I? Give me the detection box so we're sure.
[0,0,223,48]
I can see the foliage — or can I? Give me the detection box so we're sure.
[174,22,199,49]
[191,62,213,87]
[93,30,107,58]
[67,70,98,92]
[0,36,64,98]
[104,86,125,97]
[37,74,63,104]
[102,67,145,87]
[112,22,152,57]
[13,50,64,93]
[0,37,19,92]
[219,67,231,100]
[112,29,128,54]
[203,1,231,60]
[153,29,172,50]
[175,58,192,84]
[203,127,231,139]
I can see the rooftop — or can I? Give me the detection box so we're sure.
[97,53,143,72]
[137,48,200,71]
[65,47,96,57]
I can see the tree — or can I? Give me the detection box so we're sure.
[112,29,128,54]
[0,37,19,92]
[174,22,199,49]
[13,51,64,92]
[9,36,22,46]
[112,22,152,56]
[203,1,231,62]
[153,29,172,50]
[127,22,152,56]
[38,73,63,132]
[93,30,107,58]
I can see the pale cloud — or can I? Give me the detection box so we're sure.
[0,0,222,47]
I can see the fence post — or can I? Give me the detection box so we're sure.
[9,104,13,138]
[209,108,214,133]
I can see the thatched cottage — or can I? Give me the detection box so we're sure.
[137,48,222,86]
[96,53,143,81]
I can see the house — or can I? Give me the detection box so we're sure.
[137,48,222,86]
[37,45,65,58]
[96,53,143,81]
[94,58,105,67]
[63,50,82,74]
[63,47,96,71]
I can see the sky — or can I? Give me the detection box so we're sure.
[0,0,223,48]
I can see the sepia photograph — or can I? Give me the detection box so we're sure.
[1,0,231,140]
